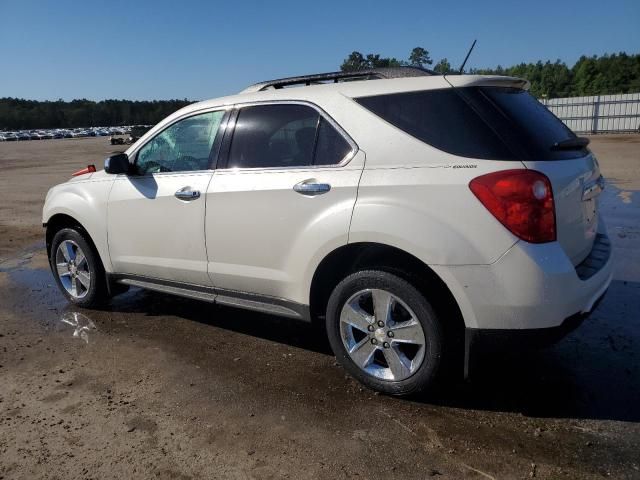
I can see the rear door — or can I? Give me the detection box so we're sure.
[205,102,363,300]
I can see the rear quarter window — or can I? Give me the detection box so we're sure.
[355,87,586,161]
[477,87,586,160]
[355,89,515,160]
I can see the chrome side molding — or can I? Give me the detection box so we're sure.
[110,274,311,322]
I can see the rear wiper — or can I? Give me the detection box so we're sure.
[551,137,590,151]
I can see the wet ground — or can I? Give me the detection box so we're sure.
[1,137,639,479]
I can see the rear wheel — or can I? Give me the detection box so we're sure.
[50,228,108,308]
[326,270,443,396]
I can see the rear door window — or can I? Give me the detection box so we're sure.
[226,104,353,169]
[314,117,353,165]
[228,104,318,169]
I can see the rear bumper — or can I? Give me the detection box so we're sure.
[435,228,613,331]
[465,286,607,350]
[462,288,607,378]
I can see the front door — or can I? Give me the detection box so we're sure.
[108,110,226,285]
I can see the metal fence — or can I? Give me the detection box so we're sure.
[540,92,640,134]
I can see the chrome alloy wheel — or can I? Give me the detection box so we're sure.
[55,240,91,299]
[339,289,426,381]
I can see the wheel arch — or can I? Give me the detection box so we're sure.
[43,180,113,273]
[309,242,466,344]
[45,213,107,272]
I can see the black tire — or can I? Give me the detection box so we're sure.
[49,227,108,308]
[326,270,443,396]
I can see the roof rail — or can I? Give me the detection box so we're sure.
[240,66,434,93]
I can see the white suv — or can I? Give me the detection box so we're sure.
[43,68,612,395]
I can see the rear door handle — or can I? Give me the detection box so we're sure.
[293,180,331,196]
[175,187,201,201]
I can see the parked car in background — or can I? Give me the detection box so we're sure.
[0,126,146,141]
[2,132,18,141]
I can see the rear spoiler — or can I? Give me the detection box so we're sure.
[444,75,530,91]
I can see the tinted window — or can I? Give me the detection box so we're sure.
[478,87,584,160]
[136,111,225,174]
[356,88,585,161]
[315,117,352,165]
[228,104,319,169]
[356,89,514,160]
[227,104,353,168]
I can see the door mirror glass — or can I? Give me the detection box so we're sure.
[104,153,130,174]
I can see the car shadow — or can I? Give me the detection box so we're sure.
[99,278,639,424]
[126,174,159,199]
[102,286,332,355]
[413,278,640,423]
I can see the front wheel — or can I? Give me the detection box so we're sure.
[326,270,443,396]
[50,228,108,308]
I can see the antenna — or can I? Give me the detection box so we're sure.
[458,39,477,74]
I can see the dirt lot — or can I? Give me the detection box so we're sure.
[1,136,639,479]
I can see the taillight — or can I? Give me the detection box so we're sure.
[469,169,556,243]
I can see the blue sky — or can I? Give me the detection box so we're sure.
[1,0,638,101]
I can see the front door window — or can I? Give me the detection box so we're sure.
[136,111,225,174]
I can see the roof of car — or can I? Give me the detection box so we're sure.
[130,72,529,150]
[240,66,434,93]
[187,73,526,108]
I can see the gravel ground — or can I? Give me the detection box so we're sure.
[0,136,639,479]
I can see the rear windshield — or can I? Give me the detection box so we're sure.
[355,87,587,161]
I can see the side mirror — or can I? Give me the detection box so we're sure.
[104,153,130,174]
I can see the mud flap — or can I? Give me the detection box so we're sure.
[105,273,130,298]
[464,328,476,380]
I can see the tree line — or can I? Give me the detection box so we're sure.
[341,48,640,98]
[2,50,639,130]
[0,98,193,130]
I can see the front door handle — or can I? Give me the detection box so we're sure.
[293,180,331,196]
[175,187,201,201]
